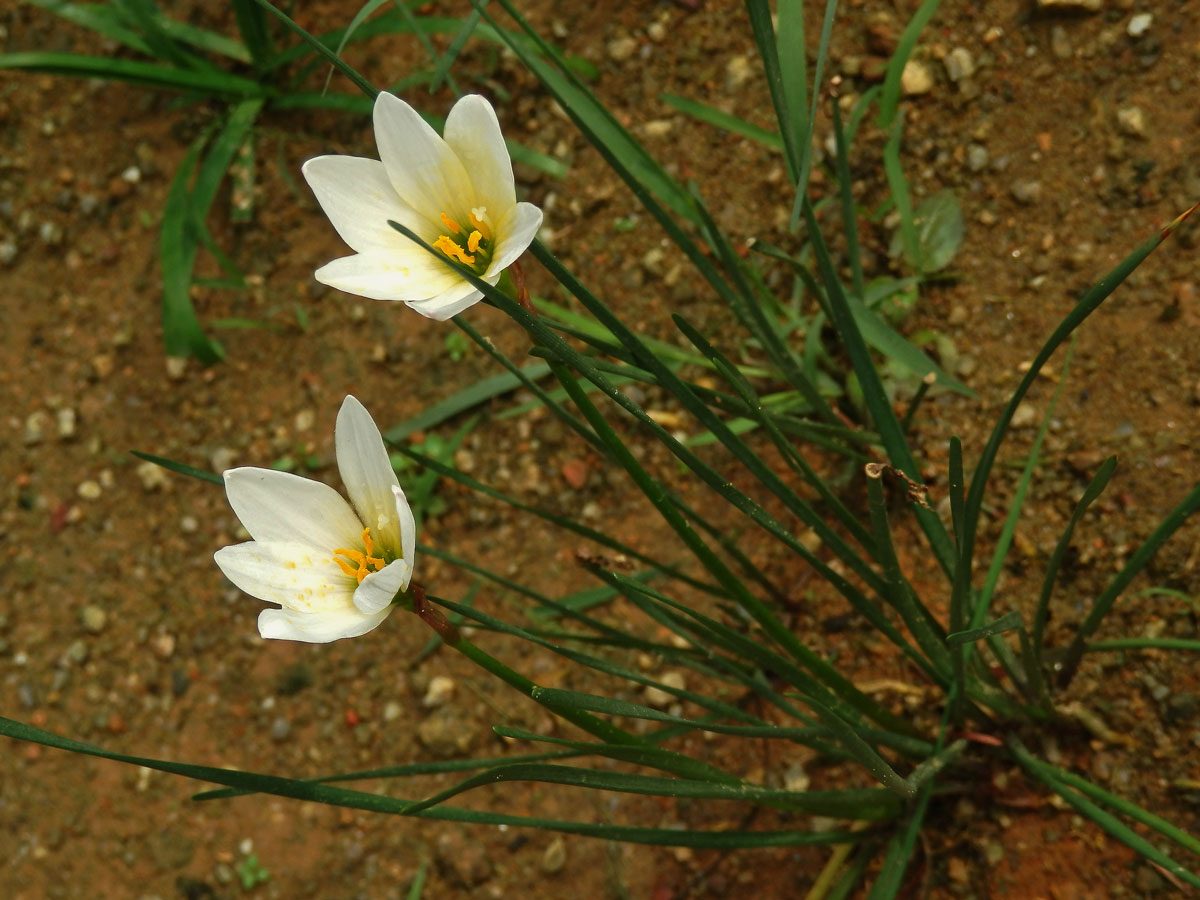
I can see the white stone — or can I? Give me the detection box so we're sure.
[944,47,976,82]
[901,60,935,95]
[1126,13,1152,38]
[422,675,457,708]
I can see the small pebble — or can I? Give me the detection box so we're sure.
[641,119,674,139]
[784,761,811,791]
[136,461,169,492]
[270,717,292,742]
[80,604,108,634]
[91,353,115,378]
[210,447,237,473]
[422,675,457,708]
[900,59,934,95]
[540,837,567,875]
[165,356,187,380]
[121,165,141,184]
[150,633,176,659]
[24,410,48,445]
[1050,26,1073,59]
[1010,180,1042,205]
[943,47,975,82]
[725,55,754,89]
[0,239,16,266]
[56,408,77,440]
[1011,402,1038,428]
[38,221,63,245]
[63,640,89,666]
[966,144,989,172]
[644,671,686,708]
[606,36,638,62]
[77,480,102,500]
[1126,13,1152,38]
[1116,105,1147,138]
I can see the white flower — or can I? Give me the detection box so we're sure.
[302,92,543,321]
[214,396,416,643]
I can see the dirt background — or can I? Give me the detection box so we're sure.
[2,0,1199,898]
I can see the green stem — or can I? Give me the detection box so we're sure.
[400,592,739,786]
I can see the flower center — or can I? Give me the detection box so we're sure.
[333,527,387,584]
[433,208,493,274]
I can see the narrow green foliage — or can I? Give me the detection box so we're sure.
[946,611,1022,647]
[231,0,274,67]
[1057,478,1200,686]
[660,93,784,151]
[130,450,224,486]
[1011,738,1200,889]
[877,0,943,129]
[974,341,1076,630]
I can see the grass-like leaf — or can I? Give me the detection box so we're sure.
[0,714,863,848]
[160,134,223,363]
[1057,478,1200,686]
[130,450,223,485]
[0,51,261,95]
[660,92,784,152]
[876,0,943,129]
[404,761,904,819]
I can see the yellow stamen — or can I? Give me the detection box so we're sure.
[433,235,475,265]
[439,212,461,234]
[468,210,490,239]
[467,230,483,254]
[333,527,387,584]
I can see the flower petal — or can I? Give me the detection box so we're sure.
[353,557,411,614]
[484,202,542,280]
[404,275,496,321]
[301,155,433,254]
[223,467,362,550]
[443,94,516,222]
[314,251,462,303]
[258,605,391,643]
[374,92,474,219]
[214,540,352,609]
[335,395,403,558]
[393,484,417,568]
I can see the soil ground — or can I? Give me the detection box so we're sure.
[2,1,1199,899]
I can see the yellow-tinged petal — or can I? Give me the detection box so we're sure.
[335,396,405,559]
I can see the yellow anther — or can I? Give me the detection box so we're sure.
[439,212,461,234]
[468,210,490,238]
[433,235,475,265]
[467,230,483,254]
[333,528,386,584]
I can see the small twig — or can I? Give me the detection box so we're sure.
[865,461,933,510]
